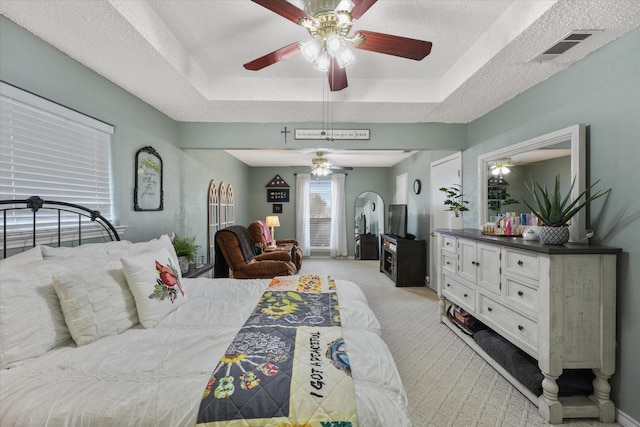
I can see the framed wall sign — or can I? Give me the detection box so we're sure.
[134,146,163,211]
[272,203,283,214]
[267,188,289,203]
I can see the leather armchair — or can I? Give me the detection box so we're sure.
[214,226,296,279]
[248,220,303,270]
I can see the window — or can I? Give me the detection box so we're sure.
[0,82,114,234]
[309,179,332,248]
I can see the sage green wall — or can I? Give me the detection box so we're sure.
[248,166,393,255]
[0,16,251,257]
[465,28,640,422]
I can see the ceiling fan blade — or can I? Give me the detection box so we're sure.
[251,0,314,26]
[329,165,354,170]
[352,30,432,61]
[243,42,300,71]
[328,58,348,91]
[350,0,377,20]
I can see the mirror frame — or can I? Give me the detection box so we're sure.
[134,146,164,211]
[478,124,586,242]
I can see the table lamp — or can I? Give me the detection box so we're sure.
[265,216,280,246]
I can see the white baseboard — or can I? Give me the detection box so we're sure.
[617,409,640,427]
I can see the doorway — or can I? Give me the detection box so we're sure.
[429,152,462,291]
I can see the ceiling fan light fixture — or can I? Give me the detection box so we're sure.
[336,47,354,68]
[326,33,345,56]
[311,164,332,176]
[313,50,330,72]
[301,38,322,62]
[335,0,354,13]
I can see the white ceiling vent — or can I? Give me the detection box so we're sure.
[530,31,596,62]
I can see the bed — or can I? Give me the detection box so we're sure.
[0,198,410,426]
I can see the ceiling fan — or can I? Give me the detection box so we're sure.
[488,158,514,185]
[243,0,433,91]
[489,158,514,176]
[311,151,353,176]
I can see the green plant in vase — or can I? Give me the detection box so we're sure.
[440,184,470,229]
[171,234,199,273]
[522,175,610,244]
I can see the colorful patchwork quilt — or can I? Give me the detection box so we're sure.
[197,275,358,427]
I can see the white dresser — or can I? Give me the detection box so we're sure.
[436,229,621,424]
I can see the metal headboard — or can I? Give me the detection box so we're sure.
[1,196,120,258]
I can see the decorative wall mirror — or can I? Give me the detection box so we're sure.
[134,146,163,211]
[355,192,385,237]
[478,124,586,242]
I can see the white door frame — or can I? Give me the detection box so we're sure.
[429,152,462,291]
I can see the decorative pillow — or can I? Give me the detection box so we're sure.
[41,241,132,259]
[121,247,187,328]
[0,245,43,268]
[0,260,74,368]
[53,262,139,346]
[112,235,180,277]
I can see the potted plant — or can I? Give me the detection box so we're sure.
[171,234,199,273]
[522,175,610,244]
[439,184,470,229]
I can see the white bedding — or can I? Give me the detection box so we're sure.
[0,277,410,427]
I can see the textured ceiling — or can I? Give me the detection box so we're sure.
[1,0,638,167]
[2,0,639,125]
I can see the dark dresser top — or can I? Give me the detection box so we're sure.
[435,228,622,255]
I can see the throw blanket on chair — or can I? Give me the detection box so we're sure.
[197,275,358,427]
[214,226,258,278]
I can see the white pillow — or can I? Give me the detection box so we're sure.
[121,247,187,328]
[0,246,43,268]
[113,235,180,277]
[41,241,132,259]
[53,262,139,346]
[0,261,74,368]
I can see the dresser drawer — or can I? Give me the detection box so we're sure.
[503,248,540,281]
[477,293,538,356]
[442,275,475,314]
[504,276,539,316]
[441,252,457,276]
[442,235,457,254]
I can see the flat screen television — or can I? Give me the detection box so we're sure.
[388,204,407,238]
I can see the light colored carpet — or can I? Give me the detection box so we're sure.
[298,258,620,427]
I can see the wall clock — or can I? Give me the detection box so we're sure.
[413,179,422,195]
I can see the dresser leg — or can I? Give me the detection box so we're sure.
[590,369,615,422]
[438,295,446,318]
[538,373,563,423]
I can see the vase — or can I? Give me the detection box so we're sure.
[449,216,464,230]
[178,256,190,274]
[538,226,570,245]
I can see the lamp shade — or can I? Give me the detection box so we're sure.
[265,216,280,228]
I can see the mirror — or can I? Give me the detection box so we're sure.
[134,146,164,211]
[478,124,586,242]
[355,191,384,237]
[355,191,384,260]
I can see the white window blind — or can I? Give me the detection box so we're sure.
[309,179,332,248]
[0,82,114,232]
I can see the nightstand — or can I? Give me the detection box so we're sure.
[183,263,214,278]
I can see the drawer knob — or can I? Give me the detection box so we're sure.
[487,307,493,312]
[446,283,451,287]
[446,242,451,246]
[446,261,451,265]
[517,290,524,297]
[518,325,524,331]
[517,260,524,266]
[463,293,468,298]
